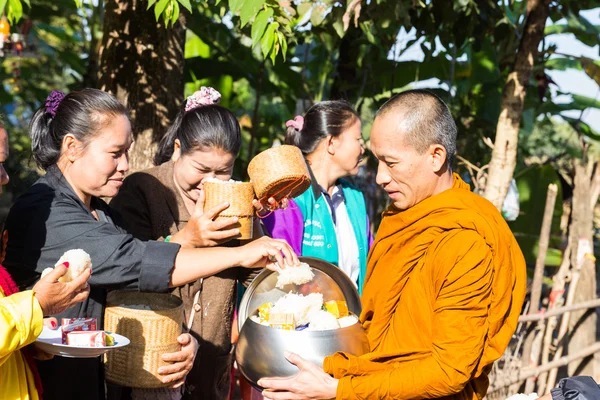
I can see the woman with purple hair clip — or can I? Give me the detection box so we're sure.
[262,100,373,295]
[2,88,298,400]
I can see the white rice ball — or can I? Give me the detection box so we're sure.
[308,310,340,331]
[271,292,323,326]
[41,249,92,283]
[276,262,314,288]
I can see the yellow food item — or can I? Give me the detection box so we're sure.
[258,302,273,321]
[325,300,349,318]
[105,333,115,346]
[268,312,295,330]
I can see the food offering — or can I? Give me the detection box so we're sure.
[235,257,369,389]
[40,248,92,282]
[250,293,358,331]
[203,178,255,239]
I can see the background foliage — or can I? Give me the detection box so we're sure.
[0,0,599,258]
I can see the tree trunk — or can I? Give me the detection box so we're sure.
[483,0,549,209]
[567,155,597,376]
[97,0,186,173]
[330,26,361,101]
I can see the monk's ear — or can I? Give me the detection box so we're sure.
[429,144,447,173]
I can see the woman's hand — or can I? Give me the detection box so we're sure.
[32,318,60,360]
[171,189,241,248]
[158,333,198,388]
[253,197,289,217]
[33,263,91,316]
[238,237,298,270]
[258,352,338,400]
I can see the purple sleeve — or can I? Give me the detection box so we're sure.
[261,199,304,255]
[366,214,374,249]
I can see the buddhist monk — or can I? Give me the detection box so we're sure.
[258,89,527,399]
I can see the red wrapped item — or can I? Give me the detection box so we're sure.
[61,318,97,344]
[66,331,106,347]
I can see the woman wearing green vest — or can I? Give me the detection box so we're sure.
[262,101,373,295]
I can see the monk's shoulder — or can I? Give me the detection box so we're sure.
[427,229,493,282]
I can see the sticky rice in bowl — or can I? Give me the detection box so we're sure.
[235,257,369,389]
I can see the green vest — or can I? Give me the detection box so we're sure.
[294,179,369,294]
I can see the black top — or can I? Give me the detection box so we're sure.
[2,165,180,400]
[551,376,600,400]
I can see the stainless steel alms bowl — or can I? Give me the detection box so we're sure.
[235,257,370,389]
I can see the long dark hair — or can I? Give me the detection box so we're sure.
[154,104,242,165]
[285,100,359,156]
[29,88,129,170]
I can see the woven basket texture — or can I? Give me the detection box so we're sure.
[247,145,311,201]
[203,181,255,239]
[104,291,183,388]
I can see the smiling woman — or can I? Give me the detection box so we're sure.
[2,88,298,400]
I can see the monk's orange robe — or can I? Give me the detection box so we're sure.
[323,174,526,399]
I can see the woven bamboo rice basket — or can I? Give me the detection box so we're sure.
[247,145,311,205]
[203,180,255,239]
[104,291,183,388]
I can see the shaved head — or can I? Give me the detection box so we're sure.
[376,90,457,168]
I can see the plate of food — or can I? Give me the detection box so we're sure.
[35,325,130,358]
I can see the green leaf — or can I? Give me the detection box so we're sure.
[580,57,600,86]
[563,117,600,141]
[185,32,210,59]
[310,4,326,26]
[251,8,272,47]
[177,0,192,13]
[332,19,345,38]
[7,0,23,23]
[229,0,244,13]
[297,2,312,19]
[270,40,278,64]
[261,22,275,59]
[147,0,158,10]
[171,1,180,26]
[240,0,264,28]
[154,0,170,21]
[277,31,287,61]
[0,0,7,15]
[545,57,582,71]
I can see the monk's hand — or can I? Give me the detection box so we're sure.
[158,333,198,388]
[253,197,290,216]
[171,189,240,248]
[258,352,338,400]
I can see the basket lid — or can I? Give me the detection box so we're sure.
[237,256,362,331]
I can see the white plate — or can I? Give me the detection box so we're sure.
[35,326,130,358]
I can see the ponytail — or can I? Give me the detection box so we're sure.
[284,100,359,156]
[154,112,183,165]
[30,108,62,169]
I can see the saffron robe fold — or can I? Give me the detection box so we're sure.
[323,174,526,399]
